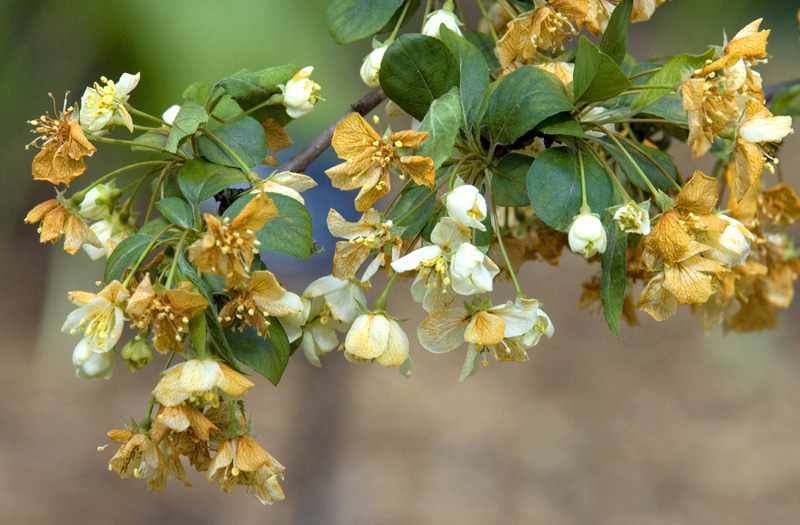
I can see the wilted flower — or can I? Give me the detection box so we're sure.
[280,66,321,119]
[326,113,434,212]
[568,211,607,258]
[302,275,366,325]
[274,292,310,343]
[25,199,102,254]
[80,73,140,133]
[445,184,487,231]
[360,46,387,88]
[698,215,753,267]
[256,171,317,204]
[82,217,135,260]
[107,430,170,491]
[537,61,575,86]
[207,435,285,505]
[422,9,462,39]
[613,201,651,235]
[152,358,254,407]
[344,313,409,367]
[27,96,95,186]
[218,270,299,337]
[328,208,401,282]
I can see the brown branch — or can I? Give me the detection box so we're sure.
[278,87,386,173]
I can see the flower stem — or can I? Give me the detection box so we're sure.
[121,224,175,289]
[165,229,191,289]
[476,0,499,41]
[91,135,188,160]
[144,163,175,224]
[197,129,252,174]
[388,0,413,44]
[489,181,524,298]
[594,125,660,197]
[128,106,169,126]
[69,160,168,206]
[581,142,631,202]
[577,147,589,212]
[373,271,399,313]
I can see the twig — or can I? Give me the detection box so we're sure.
[278,87,386,173]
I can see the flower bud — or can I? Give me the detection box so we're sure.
[613,201,651,235]
[699,215,753,267]
[445,184,487,231]
[73,343,114,380]
[120,339,154,371]
[281,66,321,119]
[82,216,135,260]
[450,243,500,295]
[162,104,181,125]
[360,46,387,88]
[79,184,116,221]
[422,9,463,39]
[568,212,607,258]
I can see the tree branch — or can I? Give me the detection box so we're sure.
[278,87,386,173]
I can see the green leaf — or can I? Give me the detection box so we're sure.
[537,113,586,138]
[196,116,267,168]
[573,36,631,103]
[602,139,676,193]
[439,26,489,128]
[598,0,632,65]
[206,310,241,370]
[131,131,168,152]
[325,0,405,44]
[474,213,493,249]
[527,147,614,232]
[217,65,299,108]
[376,0,420,34]
[165,100,208,153]
[223,193,313,259]
[631,47,716,110]
[388,184,437,239]
[104,234,152,284]
[487,66,574,145]
[176,158,250,207]
[379,34,460,121]
[463,30,500,72]
[417,88,461,169]
[226,322,290,386]
[600,215,627,336]
[155,197,193,228]
[770,83,800,118]
[183,82,211,104]
[491,153,533,207]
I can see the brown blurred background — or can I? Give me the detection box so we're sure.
[3,1,800,523]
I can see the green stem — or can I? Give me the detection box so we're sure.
[394,178,449,226]
[476,0,499,42]
[616,128,681,190]
[582,143,631,202]
[70,161,168,205]
[197,128,251,173]
[91,135,188,160]
[627,67,661,80]
[128,106,168,126]
[615,119,687,126]
[388,0,412,44]
[384,178,412,212]
[144,163,174,224]
[120,166,165,221]
[165,229,191,289]
[373,271,399,313]
[577,147,589,211]
[121,224,175,288]
[489,176,524,298]
[595,125,660,197]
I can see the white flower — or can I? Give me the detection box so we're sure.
[581,107,614,138]
[62,281,129,355]
[699,215,754,267]
[738,112,793,144]
[162,104,181,125]
[256,171,317,204]
[83,220,113,260]
[422,9,463,39]
[280,66,321,119]
[79,184,116,221]
[72,342,115,379]
[360,46,387,88]
[302,275,365,324]
[445,184,487,231]
[613,201,651,235]
[568,212,607,258]
[152,358,254,407]
[275,292,310,343]
[344,314,409,367]
[301,311,341,367]
[80,72,140,133]
[450,243,500,295]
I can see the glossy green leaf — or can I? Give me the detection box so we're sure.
[598,0,632,65]
[217,65,299,108]
[196,116,267,168]
[573,36,631,103]
[527,147,614,232]
[176,158,249,206]
[439,26,489,127]
[131,131,168,152]
[631,47,716,110]
[325,0,405,44]
[165,100,208,153]
[603,139,676,193]
[491,153,532,207]
[537,112,586,138]
[226,321,290,386]
[487,66,574,145]
[379,34,460,121]
[463,30,500,72]
[600,214,627,337]
[418,88,461,169]
[223,193,313,259]
[155,197,193,228]
[183,82,211,104]
[388,185,437,239]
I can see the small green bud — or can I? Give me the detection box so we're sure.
[120,339,154,371]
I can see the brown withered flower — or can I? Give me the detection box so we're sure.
[188,192,277,289]
[27,95,96,186]
[206,435,286,505]
[24,198,101,254]
[328,208,401,282]
[218,269,298,337]
[126,274,209,354]
[325,113,434,212]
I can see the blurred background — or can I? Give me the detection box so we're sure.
[3,1,800,523]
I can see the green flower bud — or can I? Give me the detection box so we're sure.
[120,339,154,371]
